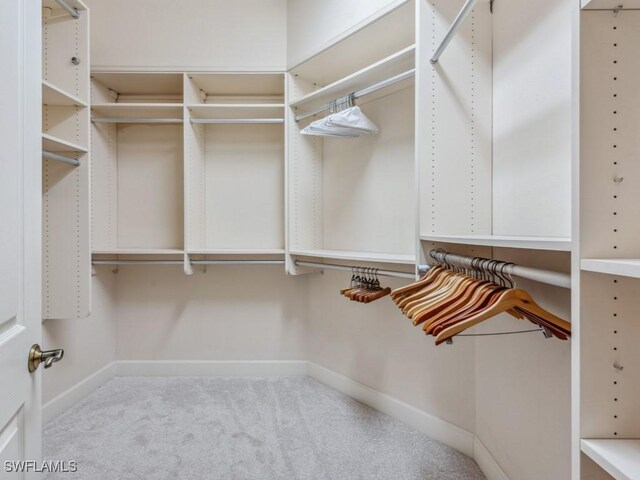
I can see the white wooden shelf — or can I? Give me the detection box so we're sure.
[290,44,415,109]
[188,249,285,255]
[42,80,87,107]
[91,103,183,118]
[92,249,184,255]
[582,0,640,9]
[581,439,640,480]
[290,248,415,265]
[420,234,572,251]
[581,259,640,279]
[42,133,87,153]
[187,104,284,120]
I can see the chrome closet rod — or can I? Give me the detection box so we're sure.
[430,0,478,64]
[54,0,80,19]
[92,260,284,266]
[91,118,184,124]
[294,261,417,279]
[428,250,572,289]
[190,118,284,124]
[294,68,416,122]
[43,150,80,167]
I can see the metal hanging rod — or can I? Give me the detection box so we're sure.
[429,249,571,289]
[431,0,478,64]
[295,260,417,280]
[54,0,80,19]
[43,150,80,167]
[92,260,284,266]
[190,118,284,124]
[294,69,416,122]
[91,118,184,124]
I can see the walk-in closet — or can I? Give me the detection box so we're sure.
[1,0,639,479]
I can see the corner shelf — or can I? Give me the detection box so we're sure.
[42,133,87,154]
[420,234,572,252]
[581,439,640,480]
[290,44,415,109]
[581,259,640,279]
[43,80,87,107]
[290,248,415,265]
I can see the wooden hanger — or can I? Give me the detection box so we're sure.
[434,289,571,345]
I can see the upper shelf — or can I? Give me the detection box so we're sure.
[289,0,414,86]
[187,104,284,120]
[290,248,416,265]
[581,439,640,480]
[42,133,87,154]
[92,103,184,119]
[582,0,640,9]
[290,45,415,110]
[91,73,183,100]
[43,80,87,107]
[420,234,572,252]
[581,259,640,279]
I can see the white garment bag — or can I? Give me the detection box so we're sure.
[301,94,379,138]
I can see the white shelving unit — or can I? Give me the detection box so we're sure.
[184,73,285,258]
[581,440,640,480]
[41,0,91,319]
[578,6,640,479]
[91,73,185,254]
[287,3,417,273]
[90,72,285,264]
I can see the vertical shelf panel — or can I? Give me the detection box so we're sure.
[42,1,91,319]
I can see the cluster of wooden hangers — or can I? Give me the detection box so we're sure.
[390,250,572,345]
[341,267,391,303]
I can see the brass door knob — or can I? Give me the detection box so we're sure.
[28,344,64,373]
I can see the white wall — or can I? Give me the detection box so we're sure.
[42,272,117,404]
[307,271,476,434]
[85,0,287,71]
[287,0,408,68]
[474,249,572,480]
[115,266,308,361]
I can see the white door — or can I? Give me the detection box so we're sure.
[0,0,43,478]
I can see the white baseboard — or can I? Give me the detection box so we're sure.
[42,362,116,424]
[473,436,510,480]
[115,360,309,377]
[42,359,508,480]
[307,362,476,457]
